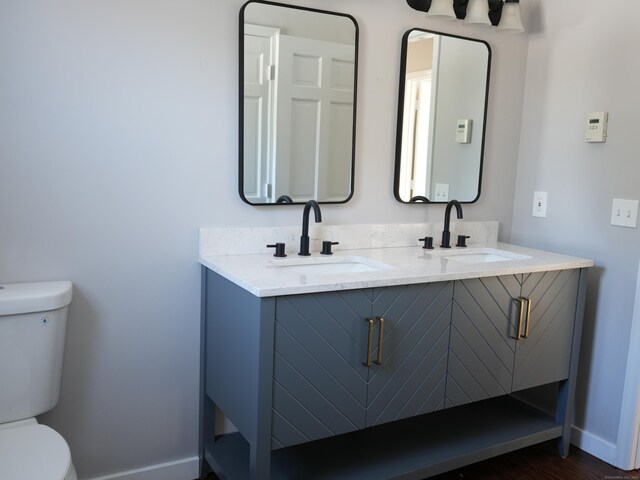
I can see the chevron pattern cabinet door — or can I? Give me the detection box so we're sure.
[366,282,453,427]
[446,276,521,408]
[271,289,371,449]
[512,270,579,392]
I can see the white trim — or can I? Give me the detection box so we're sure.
[83,456,199,480]
[244,23,280,38]
[571,425,618,466]
[616,259,640,470]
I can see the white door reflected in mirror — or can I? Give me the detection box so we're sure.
[240,1,358,205]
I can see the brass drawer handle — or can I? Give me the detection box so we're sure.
[514,298,526,340]
[522,297,532,338]
[363,318,375,367]
[513,297,533,340]
[374,316,385,366]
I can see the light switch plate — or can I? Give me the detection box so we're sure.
[611,199,639,228]
[532,191,548,218]
[434,183,449,201]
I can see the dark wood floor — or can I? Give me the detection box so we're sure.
[205,440,637,479]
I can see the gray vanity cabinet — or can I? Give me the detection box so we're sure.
[365,282,452,427]
[271,282,453,448]
[271,290,370,449]
[513,270,579,391]
[446,270,579,408]
[200,267,588,480]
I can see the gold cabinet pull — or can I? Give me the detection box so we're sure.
[522,297,532,338]
[514,298,526,340]
[374,316,385,366]
[363,318,375,367]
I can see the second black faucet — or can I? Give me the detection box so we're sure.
[441,200,463,248]
[299,200,322,256]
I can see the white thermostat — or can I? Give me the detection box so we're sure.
[585,112,608,143]
[456,119,472,144]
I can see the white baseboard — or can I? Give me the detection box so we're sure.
[571,425,618,467]
[83,456,199,480]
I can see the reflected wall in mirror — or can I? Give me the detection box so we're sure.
[240,0,358,205]
[394,29,490,204]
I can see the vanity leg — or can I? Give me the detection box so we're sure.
[556,380,572,457]
[199,395,216,478]
[249,440,271,480]
[249,297,276,480]
[555,268,588,457]
[199,266,215,478]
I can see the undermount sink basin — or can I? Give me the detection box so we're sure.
[270,256,392,275]
[437,248,531,263]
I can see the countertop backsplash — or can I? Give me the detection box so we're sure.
[200,221,500,257]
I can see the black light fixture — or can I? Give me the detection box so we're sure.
[406,0,524,33]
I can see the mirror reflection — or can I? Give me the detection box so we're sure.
[240,1,358,205]
[394,29,490,204]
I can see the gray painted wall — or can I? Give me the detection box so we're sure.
[431,35,489,201]
[0,0,526,478]
[511,0,640,446]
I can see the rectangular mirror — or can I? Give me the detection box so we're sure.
[240,0,359,205]
[394,29,491,204]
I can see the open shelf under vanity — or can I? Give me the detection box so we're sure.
[204,395,563,480]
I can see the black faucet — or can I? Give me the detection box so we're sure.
[275,195,293,204]
[441,200,463,248]
[299,200,322,256]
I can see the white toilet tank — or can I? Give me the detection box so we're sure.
[0,281,73,424]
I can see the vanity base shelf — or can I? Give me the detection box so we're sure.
[204,395,562,480]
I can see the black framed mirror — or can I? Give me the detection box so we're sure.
[394,29,491,204]
[239,0,359,205]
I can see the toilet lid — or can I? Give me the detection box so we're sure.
[0,424,71,480]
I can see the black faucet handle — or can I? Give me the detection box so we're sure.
[456,235,471,248]
[321,241,339,255]
[418,237,434,249]
[267,243,287,257]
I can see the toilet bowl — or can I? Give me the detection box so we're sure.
[0,281,77,480]
[0,419,77,480]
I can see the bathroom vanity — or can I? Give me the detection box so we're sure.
[199,228,592,480]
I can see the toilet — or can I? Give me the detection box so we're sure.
[0,281,77,480]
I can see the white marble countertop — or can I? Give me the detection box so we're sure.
[199,242,594,298]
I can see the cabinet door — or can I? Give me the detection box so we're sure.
[366,282,453,427]
[512,270,579,392]
[446,275,521,408]
[271,290,370,449]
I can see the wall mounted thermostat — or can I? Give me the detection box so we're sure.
[456,119,472,144]
[585,112,608,143]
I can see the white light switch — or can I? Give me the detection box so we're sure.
[434,183,449,201]
[532,191,548,218]
[611,199,639,228]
